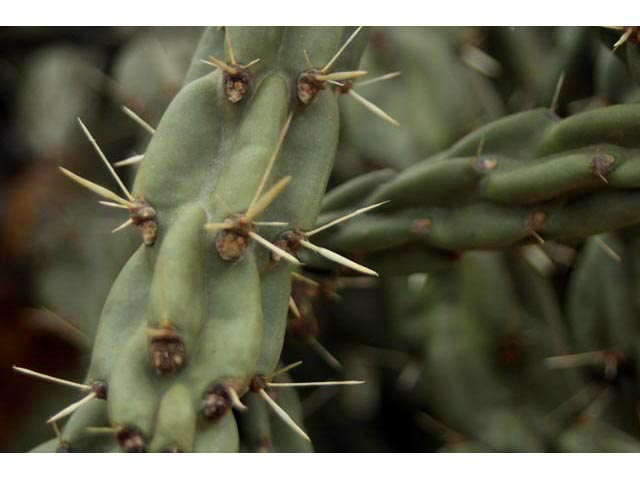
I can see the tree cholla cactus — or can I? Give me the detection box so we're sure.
[10,25,640,453]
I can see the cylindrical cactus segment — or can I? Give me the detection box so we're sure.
[56,26,368,452]
[316,103,640,274]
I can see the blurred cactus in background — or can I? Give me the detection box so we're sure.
[2,25,640,452]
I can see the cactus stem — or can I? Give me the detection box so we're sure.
[12,366,91,391]
[289,297,302,318]
[99,200,129,209]
[306,336,343,370]
[58,167,134,208]
[258,388,311,442]
[594,236,622,262]
[299,239,378,277]
[355,71,401,88]
[248,231,301,266]
[270,361,303,379]
[267,380,365,388]
[112,218,133,234]
[248,114,293,213]
[321,26,363,74]
[306,201,390,237]
[152,264,168,322]
[77,117,134,202]
[550,71,565,113]
[291,271,320,288]
[47,391,97,424]
[214,192,234,214]
[121,106,155,135]
[86,426,120,434]
[114,154,144,168]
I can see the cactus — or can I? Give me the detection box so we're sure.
[316,103,640,275]
[10,26,640,453]
[16,26,376,453]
